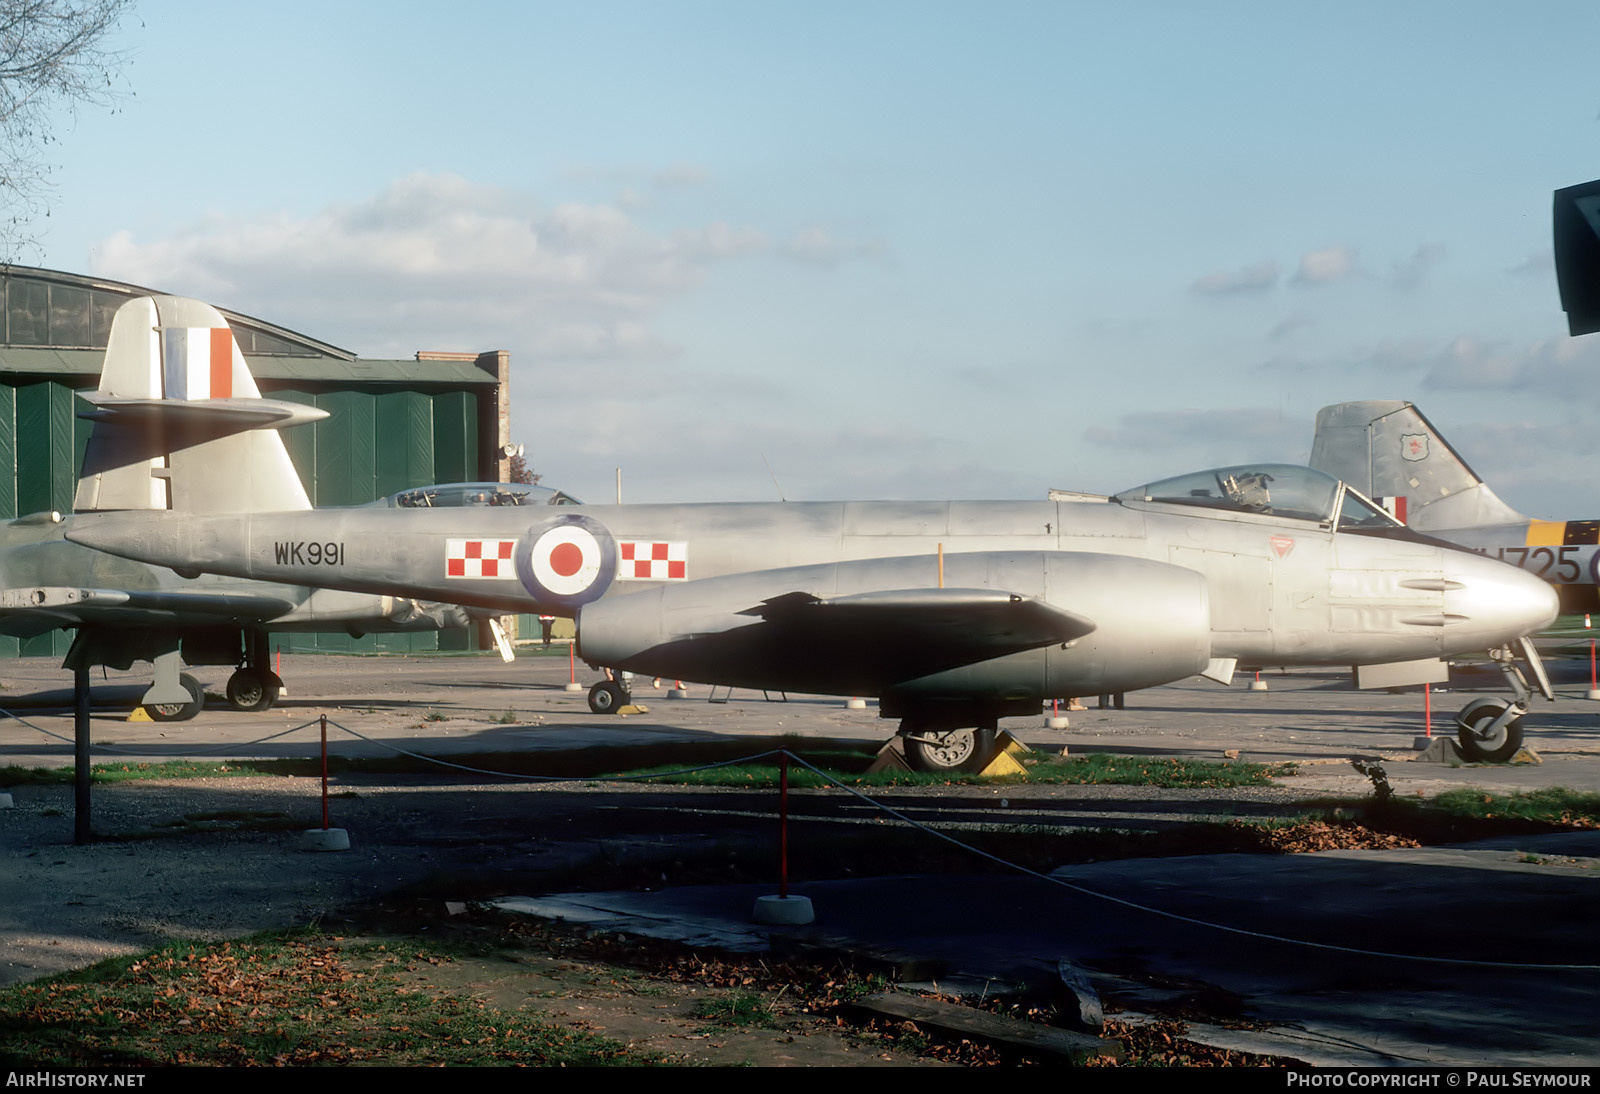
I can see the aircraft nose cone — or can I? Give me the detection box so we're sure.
[1441,551,1561,646]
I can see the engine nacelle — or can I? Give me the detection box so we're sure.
[577,551,1211,703]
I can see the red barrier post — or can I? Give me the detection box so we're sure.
[779,752,790,899]
[320,714,329,830]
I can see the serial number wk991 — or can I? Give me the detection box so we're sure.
[274,541,345,566]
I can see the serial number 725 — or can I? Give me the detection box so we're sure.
[274,541,344,566]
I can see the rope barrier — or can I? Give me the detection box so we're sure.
[0,706,326,757]
[5,703,1594,971]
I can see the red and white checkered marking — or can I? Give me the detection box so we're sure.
[617,540,688,581]
[446,538,518,579]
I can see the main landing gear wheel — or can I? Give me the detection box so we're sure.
[588,680,630,715]
[902,726,996,774]
[1456,699,1524,764]
[226,669,281,712]
[147,673,205,722]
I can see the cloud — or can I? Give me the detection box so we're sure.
[1508,250,1553,278]
[1420,335,1600,399]
[545,400,1039,503]
[1388,243,1445,291]
[1269,312,1316,341]
[563,161,713,190]
[90,172,771,362]
[1249,337,1435,379]
[1189,260,1279,296]
[1084,408,1304,464]
[1245,333,1600,409]
[783,224,887,265]
[1291,245,1357,286]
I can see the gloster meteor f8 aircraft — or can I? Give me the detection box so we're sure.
[68,298,1561,768]
[1311,401,1600,617]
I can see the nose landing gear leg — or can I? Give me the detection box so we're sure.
[1455,637,1552,763]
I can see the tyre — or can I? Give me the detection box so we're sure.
[226,669,280,712]
[588,680,629,715]
[1456,700,1524,763]
[902,726,996,773]
[147,673,205,722]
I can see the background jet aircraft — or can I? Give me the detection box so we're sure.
[1310,401,1600,616]
[66,297,1562,767]
[0,295,484,720]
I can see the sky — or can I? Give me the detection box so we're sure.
[26,0,1600,512]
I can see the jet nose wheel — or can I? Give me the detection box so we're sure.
[901,726,996,773]
[1456,698,1525,764]
[587,680,630,715]
[147,673,205,722]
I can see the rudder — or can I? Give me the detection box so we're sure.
[1310,401,1526,530]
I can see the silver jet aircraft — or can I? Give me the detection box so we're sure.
[0,295,486,720]
[67,298,1562,769]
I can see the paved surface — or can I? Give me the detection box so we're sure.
[2,648,1598,793]
[2,650,1598,1066]
[506,830,1600,1067]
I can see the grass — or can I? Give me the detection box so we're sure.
[2,748,1289,789]
[0,931,654,1067]
[693,990,785,1030]
[1,760,278,786]
[1417,786,1600,827]
[607,751,1293,790]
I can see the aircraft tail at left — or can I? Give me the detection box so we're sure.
[74,295,324,514]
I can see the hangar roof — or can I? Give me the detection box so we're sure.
[0,265,494,387]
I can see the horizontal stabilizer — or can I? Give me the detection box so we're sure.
[78,394,328,430]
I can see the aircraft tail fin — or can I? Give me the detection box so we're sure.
[1310,401,1527,531]
[74,295,323,514]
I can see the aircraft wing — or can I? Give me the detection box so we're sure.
[579,566,1106,696]
[0,585,297,635]
[737,587,1095,657]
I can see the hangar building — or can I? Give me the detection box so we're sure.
[0,265,513,657]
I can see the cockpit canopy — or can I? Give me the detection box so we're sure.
[1114,463,1400,530]
[367,482,582,509]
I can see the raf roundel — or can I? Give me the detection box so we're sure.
[514,514,618,609]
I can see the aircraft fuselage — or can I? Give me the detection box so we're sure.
[66,485,1560,708]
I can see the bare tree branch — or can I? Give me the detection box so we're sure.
[0,0,133,257]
